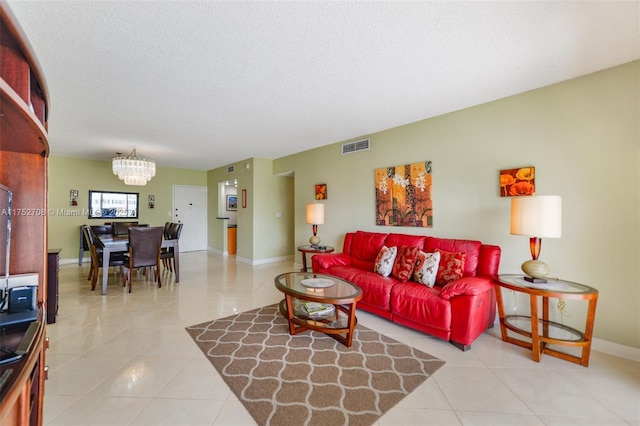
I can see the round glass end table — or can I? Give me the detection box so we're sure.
[496,274,598,367]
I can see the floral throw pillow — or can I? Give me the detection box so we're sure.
[413,250,441,287]
[435,248,466,286]
[391,246,420,282]
[373,245,397,277]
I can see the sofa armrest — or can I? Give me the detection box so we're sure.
[439,276,494,300]
[311,253,351,272]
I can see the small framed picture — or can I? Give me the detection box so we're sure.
[315,183,327,200]
[226,195,238,211]
[499,167,535,197]
[148,195,155,208]
[70,189,78,206]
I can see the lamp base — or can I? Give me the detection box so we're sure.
[521,259,550,281]
[309,235,321,246]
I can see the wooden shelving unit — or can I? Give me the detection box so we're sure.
[0,2,51,425]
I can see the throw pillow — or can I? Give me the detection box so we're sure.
[391,246,420,282]
[373,245,397,277]
[435,248,466,286]
[413,250,440,287]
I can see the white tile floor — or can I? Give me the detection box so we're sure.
[44,251,639,426]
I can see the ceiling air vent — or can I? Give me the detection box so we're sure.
[227,165,235,173]
[341,138,370,155]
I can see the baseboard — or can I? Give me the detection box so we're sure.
[236,255,293,266]
[592,337,640,362]
[60,258,89,265]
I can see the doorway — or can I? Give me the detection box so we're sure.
[172,185,208,252]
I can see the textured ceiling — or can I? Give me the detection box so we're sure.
[6,1,640,170]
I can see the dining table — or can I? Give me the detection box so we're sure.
[97,234,180,295]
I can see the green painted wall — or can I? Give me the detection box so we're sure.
[48,156,206,260]
[206,158,294,262]
[274,61,640,349]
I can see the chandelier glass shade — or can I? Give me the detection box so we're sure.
[112,149,156,186]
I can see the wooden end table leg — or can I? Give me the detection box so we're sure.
[529,294,541,362]
[581,298,598,367]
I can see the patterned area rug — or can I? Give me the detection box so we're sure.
[185,304,445,426]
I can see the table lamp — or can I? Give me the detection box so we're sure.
[510,195,562,283]
[306,203,324,247]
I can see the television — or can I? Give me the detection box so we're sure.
[88,190,139,219]
[0,184,11,303]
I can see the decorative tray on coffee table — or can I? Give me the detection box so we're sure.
[300,278,335,288]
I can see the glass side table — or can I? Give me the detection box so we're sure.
[496,274,598,367]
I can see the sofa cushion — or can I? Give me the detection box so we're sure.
[425,237,481,277]
[391,246,419,282]
[351,271,399,311]
[385,233,426,249]
[435,248,466,286]
[391,282,451,331]
[317,265,362,283]
[373,245,397,277]
[413,250,440,287]
[350,231,388,270]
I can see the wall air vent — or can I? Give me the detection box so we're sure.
[341,138,370,155]
[227,165,235,173]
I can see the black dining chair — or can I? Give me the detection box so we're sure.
[113,221,139,236]
[161,222,183,272]
[82,225,127,290]
[163,221,173,239]
[123,226,164,293]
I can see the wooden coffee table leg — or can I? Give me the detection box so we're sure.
[345,302,358,347]
[284,295,297,335]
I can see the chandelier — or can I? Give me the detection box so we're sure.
[112,149,156,186]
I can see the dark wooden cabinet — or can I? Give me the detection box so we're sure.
[46,250,61,324]
[0,4,50,425]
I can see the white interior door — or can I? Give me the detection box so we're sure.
[172,185,207,252]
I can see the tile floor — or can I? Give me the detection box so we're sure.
[44,251,639,425]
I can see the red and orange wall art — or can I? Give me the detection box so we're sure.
[500,167,535,197]
[375,161,433,227]
[315,183,327,200]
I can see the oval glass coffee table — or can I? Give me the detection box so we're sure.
[274,272,362,347]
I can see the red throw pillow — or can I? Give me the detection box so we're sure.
[391,246,420,282]
[435,248,466,286]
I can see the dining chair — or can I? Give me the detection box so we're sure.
[123,226,164,293]
[163,221,172,239]
[161,222,183,272]
[82,225,127,290]
[113,221,139,236]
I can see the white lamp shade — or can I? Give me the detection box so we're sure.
[510,195,561,238]
[306,203,324,225]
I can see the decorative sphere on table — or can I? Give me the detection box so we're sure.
[521,259,550,279]
[309,235,321,246]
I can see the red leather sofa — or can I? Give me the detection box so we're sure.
[311,231,501,350]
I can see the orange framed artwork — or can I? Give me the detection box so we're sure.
[315,184,327,200]
[375,161,432,227]
[500,167,535,197]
